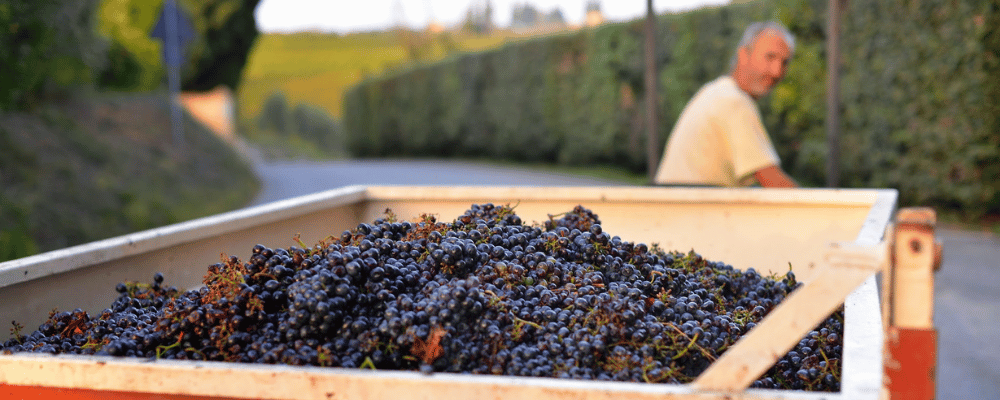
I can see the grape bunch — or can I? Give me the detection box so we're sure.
[1,204,843,391]
[544,205,600,232]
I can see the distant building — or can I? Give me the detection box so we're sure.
[426,20,445,34]
[585,0,604,27]
[510,2,566,34]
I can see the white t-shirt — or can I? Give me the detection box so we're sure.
[653,76,780,187]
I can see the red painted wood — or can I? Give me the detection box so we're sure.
[884,327,936,400]
[0,384,259,400]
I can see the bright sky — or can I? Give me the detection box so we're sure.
[255,0,731,34]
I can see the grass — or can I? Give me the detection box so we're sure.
[247,132,347,161]
[237,29,529,126]
[235,27,657,187]
[478,159,650,186]
[236,28,549,161]
[0,91,260,261]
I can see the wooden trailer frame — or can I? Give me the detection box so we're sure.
[0,186,936,399]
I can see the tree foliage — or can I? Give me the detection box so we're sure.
[181,0,261,91]
[0,0,260,107]
[0,0,106,110]
[97,0,260,91]
[97,0,163,90]
[344,0,1000,216]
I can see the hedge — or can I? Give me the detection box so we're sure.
[344,0,999,217]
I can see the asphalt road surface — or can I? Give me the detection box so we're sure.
[933,228,1000,399]
[248,159,625,206]
[249,158,999,399]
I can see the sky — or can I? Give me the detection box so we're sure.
[255,0,731,34]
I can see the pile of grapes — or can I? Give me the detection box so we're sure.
[1,204,843,391]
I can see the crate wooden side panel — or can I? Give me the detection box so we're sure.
[841,275,885,398]
[0,353,841,400]
[692,243,885,392]
[0,187,368,334]
[690,186,894,392]
[0,186,896,399]
[360,186,887,282]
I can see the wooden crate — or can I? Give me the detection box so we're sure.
[0,186,897,399]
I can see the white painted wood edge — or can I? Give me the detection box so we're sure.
[0,186,368,289]
[0,352,851,400]
[0,186,896,290]
[854,189,898,246]
[691,240,884,394]
[840,275,884,397]
[365,186,892,207]
[0,185,896,399]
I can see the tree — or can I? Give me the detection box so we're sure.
[181,0,261,91]
[0,0,107,109]
[96,0,261,92]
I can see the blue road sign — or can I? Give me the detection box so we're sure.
[150,0,196,67]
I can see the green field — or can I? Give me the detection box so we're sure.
[237,29,533,133]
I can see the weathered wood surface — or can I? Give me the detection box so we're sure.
[0,186,898,399]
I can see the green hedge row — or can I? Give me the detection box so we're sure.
[257,92,345,156]
[834,0,997,216]
[344,0,999,217]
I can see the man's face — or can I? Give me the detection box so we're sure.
[735,31,791,98]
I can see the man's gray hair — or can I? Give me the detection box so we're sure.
[729,21,796,71]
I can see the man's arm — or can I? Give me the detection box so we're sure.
[754,165,798,188]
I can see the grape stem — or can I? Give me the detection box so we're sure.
[667,324,716,361]
[156,332,185,359]
[360,357,377,370]
[510,315,543,330]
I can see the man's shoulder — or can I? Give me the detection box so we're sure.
[689,76,753,110]
[701,76,750,101]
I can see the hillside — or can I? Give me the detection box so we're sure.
[237,29,534,131]
[0,92,260,262]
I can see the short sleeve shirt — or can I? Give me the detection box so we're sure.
[653,76,780,187]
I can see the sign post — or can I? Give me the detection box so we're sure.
[644,0,659,183]
[151,0,195,149]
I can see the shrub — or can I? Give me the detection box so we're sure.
[344,0,1000,216]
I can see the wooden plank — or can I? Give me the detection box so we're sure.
[0,186,884,333]
[853,189,897,246]
[0,186,897,399]
[888,208,937,328]
[1,186,887,290]
[362,187,884,284]
[839,275,884,397]
[691,242,886,393]
[0,354,840,400]
[883,327,936,400]
[365,186,886,207]
[687,188,894,395]
[0,186,368,289]
[883,207,939,400]
[1,384,246,400]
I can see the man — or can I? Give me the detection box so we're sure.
[654,21,798,188]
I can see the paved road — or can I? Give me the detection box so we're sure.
[933,228,1000,399]
[248,159,625,206]
[250,158,998,399]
